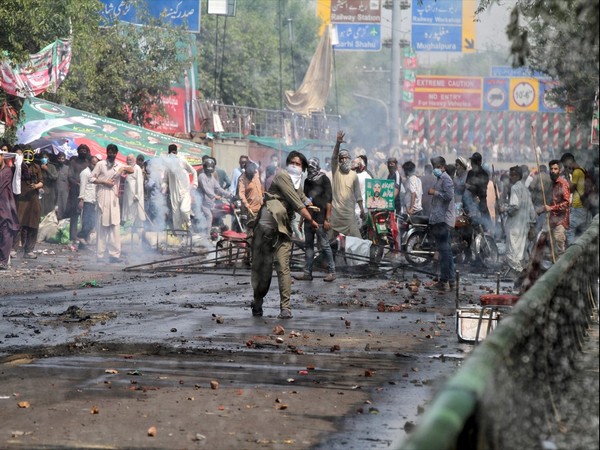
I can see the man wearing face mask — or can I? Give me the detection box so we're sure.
[14,146,44,259]
[38,151,58,216]
[237,160,263,227]
[294,157,336,282]
[251,151,319,319]
[90,144,133,263]
[425,156,456,292]
[197,158,231,234]
[544,159,570,257]
[330,131,364,238]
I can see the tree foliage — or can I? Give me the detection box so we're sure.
[196,0,320,110]
[0,0,195,131]
[478,0,599,124]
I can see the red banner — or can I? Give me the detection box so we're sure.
[0,39,72,98]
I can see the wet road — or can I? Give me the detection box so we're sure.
[0,247,506,449]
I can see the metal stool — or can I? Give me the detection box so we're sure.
[215,230,250,273]
[475,294,520,343]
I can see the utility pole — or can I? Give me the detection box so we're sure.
[287,18,296,90]
[390,0,401,148]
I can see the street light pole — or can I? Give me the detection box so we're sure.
[354,94,389,128]
[287,18,296,90]
[390,0,401,148]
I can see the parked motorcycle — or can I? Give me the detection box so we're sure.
[360,209,399,264]
[209,197,246,241]
[401,208,499,268]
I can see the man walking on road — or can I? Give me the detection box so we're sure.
[425,156,455,292]
[294,157,336,282]
[251,151,319,319]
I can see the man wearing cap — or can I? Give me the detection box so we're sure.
[330,131,364,238]
[465,151,491,231]
[425,156,455,291]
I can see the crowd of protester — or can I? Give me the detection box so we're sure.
[1,137,598,322]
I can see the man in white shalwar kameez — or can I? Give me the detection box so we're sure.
[122,154,146,226]
[90,144,133,263]
[500,165,535,277]
[330,131,365,238]
[162,144,198,230]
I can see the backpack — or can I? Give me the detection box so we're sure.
[577,167,598,210]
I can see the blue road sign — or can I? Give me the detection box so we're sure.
[334,23,381,51]
[483,78,509,112]
[411,0,467,53]
[412,24,462,52]
[491,66,549,79]
[101,0,201,32]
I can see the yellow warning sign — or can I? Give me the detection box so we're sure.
[509,78,540,112]
[461,0,476,53]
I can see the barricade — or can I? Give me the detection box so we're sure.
[399,215,599,450]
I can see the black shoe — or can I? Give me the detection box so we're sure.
[109,256,124,264]
[251,301,263,317]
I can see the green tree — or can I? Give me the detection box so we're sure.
[478,0,599,124]
[0,0,195,132]
[197,0,320,110]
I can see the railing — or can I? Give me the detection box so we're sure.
[399,215,599,450]
[197,100,341,142]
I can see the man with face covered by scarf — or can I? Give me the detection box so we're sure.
[293,157,336,282]
[330,131,364,238]
[14,146,44,258]
[251,151,319,319]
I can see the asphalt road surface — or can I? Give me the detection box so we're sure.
[0,240,507,449]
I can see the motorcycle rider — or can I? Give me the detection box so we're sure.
[197,158,231,235]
